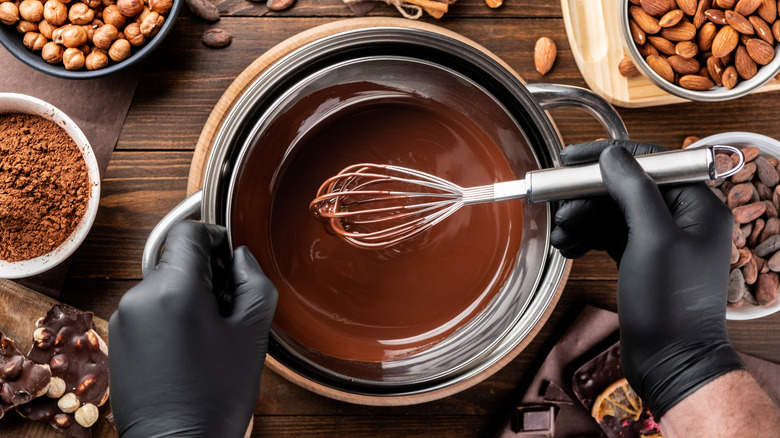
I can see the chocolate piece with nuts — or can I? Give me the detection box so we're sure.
[0,330,51,419]
[17,305,108,438]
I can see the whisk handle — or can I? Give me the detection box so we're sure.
[524,146,743,203]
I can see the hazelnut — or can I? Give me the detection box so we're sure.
[102,0,115,5]
[57,392,80,413]
[0,2,19,26]
[41,41,63,63]
[67,2,93,24]
[38,18,55,38]
[15,19,38,33]
[0,356,23,380]
[101,4,124,28]
[85,49,108,69]
[92,22,117,49]
[136,5,150,22]
[42,0,66,25]
[77,43,90,55]
[139,10,162,37]
[84,0,101,7]
[74,403,98,428]
[49,353,68,372]
[108,37,130,61]
[63,47,85,69]
[18,0,43,21]
[22,31,47,51]
[123,21,143,46]
[33,327,54,349]
[53,413,71,428]
[148,0,171,14]
[116,0,142,16]
[75,375,95,395]
[46,377,67,398]
[53,24,87,48]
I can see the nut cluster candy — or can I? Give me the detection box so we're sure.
[2,0,172,71]
[704,145,780,307]
[0,331,52,419]
[627,0,779,91]
[17,305,109,438]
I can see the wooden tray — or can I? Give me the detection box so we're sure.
[186,17,570,406]
[561,0,780,108]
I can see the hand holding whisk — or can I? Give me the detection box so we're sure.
[310,146,744,249]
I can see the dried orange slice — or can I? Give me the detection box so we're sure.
[590,377,643,422]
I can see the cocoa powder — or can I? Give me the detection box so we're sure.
[0,113,89,262]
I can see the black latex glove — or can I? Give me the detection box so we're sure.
[551,140,745,419]
[109,221,278,438]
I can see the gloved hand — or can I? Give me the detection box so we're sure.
[109,221,278,438]
[551,139,745,419]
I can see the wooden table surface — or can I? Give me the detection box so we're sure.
[10,0,780,436]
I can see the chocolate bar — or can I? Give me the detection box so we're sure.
[0,330,51,418]
[17,305,108,438]
[511,404,558,437]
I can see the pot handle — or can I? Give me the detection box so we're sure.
[524,84,629,141]
[141,190,203,277]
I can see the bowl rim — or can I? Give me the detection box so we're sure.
[619,1,780,102]
[0,92,101,278]
[0,0,183,80]
[691,132,780,320]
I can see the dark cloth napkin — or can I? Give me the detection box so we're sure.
[496,305,780,437]
[0,45,142,298]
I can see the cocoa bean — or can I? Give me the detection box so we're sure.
[755,234,780,257]
[773,185,780,210]
[768,250,780,272]
[755,155,780,187]
[741,146,760,162]
[754,181,773,200]
[267,0,295,10]
[711,186,727,203]
[720,179,734,195]
[727,182,754,208]
[754,253,768,273]
[740,222,753,240]
[760,217,780,243]
[729,297,745,308]
[764,200,779,219]
[769,156,779,167]
[202,28,231,48]
[185,0,220,21]
[731,161,756,183]
[743,288,760,305]
[715,153,735,176]
[733,247,752,268]
[756,272,779,305]
[743,255,758,285]
[733,201,766,223]
[749,218,765,247]
[732,241,740,263]
[729,268,746,302]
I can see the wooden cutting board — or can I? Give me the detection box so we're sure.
[0,279,115,438]
[561,0,780,107]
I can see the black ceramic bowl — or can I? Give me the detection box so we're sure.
[0,0,183,79]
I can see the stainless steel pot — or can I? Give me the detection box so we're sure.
[143,25,628,404]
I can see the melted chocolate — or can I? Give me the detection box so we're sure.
[231,84,524,362]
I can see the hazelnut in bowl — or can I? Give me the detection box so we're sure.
[0,0,182,79]
[620,0,780,101]
[0,93,100,278]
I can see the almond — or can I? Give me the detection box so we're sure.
[736,44,758,78]
[640,0,673,17]
[707,55,726,85]
[749,16,774,45]
[746,37,775,64]
[705,9,727,25]
[726,10,755,35]
[637,42,660,56]
[679,74,715,90]
[722,65,739,88]
[659,9,684,27]
[734,0,762,15]
[646,54,675,82]
[698,22,718,50]
[648,35,677,54]
[675,40,699,58]
[660,20,697,41]
[677,0,698,14]
[534,37,556,75]
[716,0,737,7]
[630,5,661,34]
[619,55,640,77]
[757,0,777,23]
[712,25,739,57]
[629,18,647,45]
[694,0,712,29]
[667,54,701,73]
[774,19,780,41]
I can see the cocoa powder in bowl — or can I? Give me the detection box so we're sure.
[0,113,89,262]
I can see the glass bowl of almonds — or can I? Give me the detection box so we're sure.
[620,0,780,101]
[690,132,780,320]
[0,0,182,79]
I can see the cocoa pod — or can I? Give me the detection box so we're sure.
[727,182,755,208]
[731,161,757,183]
[743,255,758,284]
[749,217,765,247]
[755,155,780,186]
[756,271,779,305]
[733,201,766,223]
[760,217,780,243]
[755,234,780,257]
[729,268,747,302]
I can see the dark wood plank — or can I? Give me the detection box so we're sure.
[250,415,492,437]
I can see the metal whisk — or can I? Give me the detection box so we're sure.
[310,146,744,249]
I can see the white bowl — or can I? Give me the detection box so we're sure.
[0,93,101,278]
[691,132,780,320]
